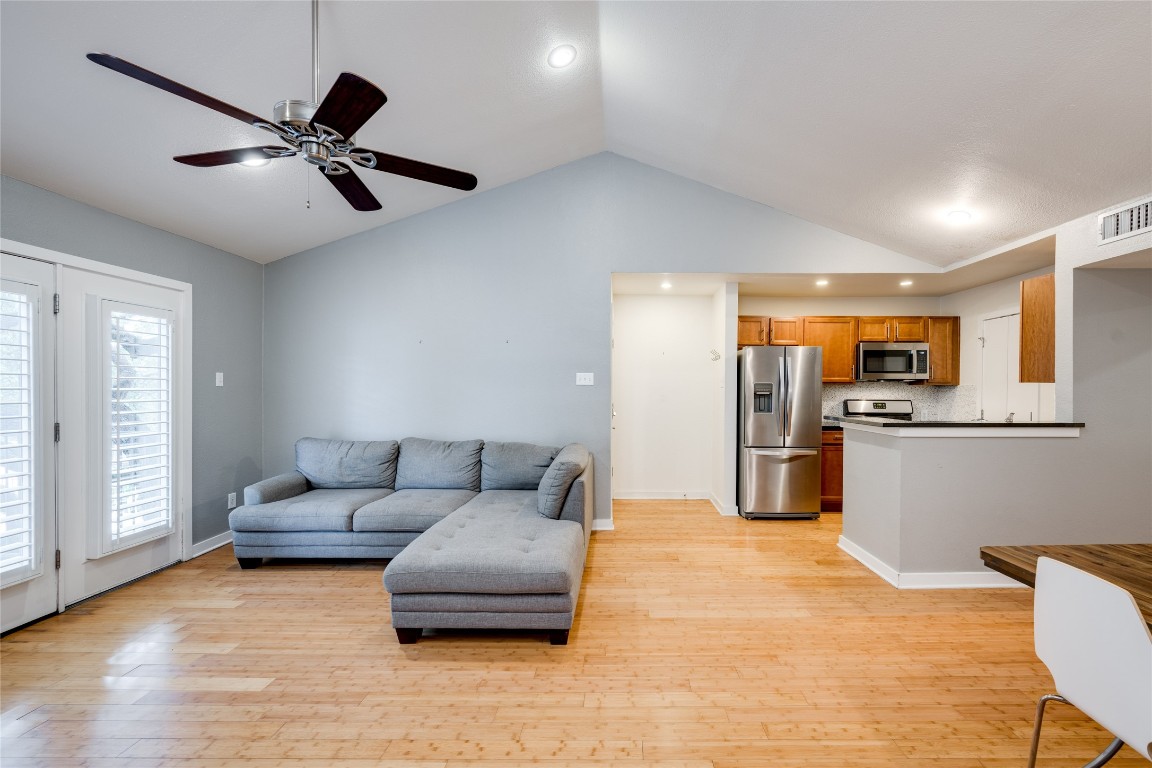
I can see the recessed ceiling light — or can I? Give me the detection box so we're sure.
[815,279,829,287]
[660,280,672,290]
[947,210,972,224]
[548,44,577,68]
[900,280,914,287]
[241,158,271,167]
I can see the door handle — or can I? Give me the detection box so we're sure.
[751,449,818,457]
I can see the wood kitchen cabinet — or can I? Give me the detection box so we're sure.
[737,316,768,347]
[821,429,843,512]
[767,316,803,346]
[926,316,960,386]
[857,316,926,342]
[1019,273,1055,383]
[802,316,857,382]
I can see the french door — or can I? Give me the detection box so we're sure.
[1,244,190,632]
[0,255,59,632]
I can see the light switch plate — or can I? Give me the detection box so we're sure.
[576,372,594,386]
[215,372,224,387]
[227,492,237,509]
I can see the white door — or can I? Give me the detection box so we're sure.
[981,313,1054,422]
[57,267,186,606]
[0,255,59,632]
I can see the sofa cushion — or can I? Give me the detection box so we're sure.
[383,503,584,595]
[395,438,483,491]
[537,443,590,519]
[229,488,394,532]
[352,489,477,532]
[480,441,559,491]
[295,438,399,489]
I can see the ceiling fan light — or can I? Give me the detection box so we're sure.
[548,44,577,68]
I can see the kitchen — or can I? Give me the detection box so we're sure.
[611,224,1151,585]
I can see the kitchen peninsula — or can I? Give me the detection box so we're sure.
[837,417,1086,589]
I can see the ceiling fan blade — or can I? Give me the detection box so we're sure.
[310,73,388,140]
[364,150,478,191]
[174,146,295,167]
[87,53,267,126]
[321,164,382,211]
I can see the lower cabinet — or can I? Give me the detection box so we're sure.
[820,429,844,512]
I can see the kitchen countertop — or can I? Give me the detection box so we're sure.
[838,416,1085,428]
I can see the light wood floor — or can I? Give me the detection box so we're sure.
[2,500,1145,767]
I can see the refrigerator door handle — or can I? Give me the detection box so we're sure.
[750,449,818,457]
[778,356,787,437]
[784,354,793,438]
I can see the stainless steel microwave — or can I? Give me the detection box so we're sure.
[856,342,930,381]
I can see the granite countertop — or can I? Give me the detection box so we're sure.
[838,416,1085,428]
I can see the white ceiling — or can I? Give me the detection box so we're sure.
[2,1,1149,267]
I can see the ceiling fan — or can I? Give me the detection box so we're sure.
[86,2,477,212]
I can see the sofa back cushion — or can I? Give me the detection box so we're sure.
[537,443,590,519]
[481,441,559,491]
[295,438,399,489]
[396,437,484,491]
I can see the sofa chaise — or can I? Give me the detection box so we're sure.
[228,437,593,644]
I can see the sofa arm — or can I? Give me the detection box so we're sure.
[243,471,309,505]
[557,457,594,547]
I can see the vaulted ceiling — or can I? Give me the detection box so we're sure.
[2,1,1148,265]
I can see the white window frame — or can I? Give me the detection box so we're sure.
[88,298,176,558]
[0,282,43,587]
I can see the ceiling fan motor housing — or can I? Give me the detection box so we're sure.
[273,99,356,172]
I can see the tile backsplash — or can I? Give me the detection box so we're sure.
[822,382,978,422]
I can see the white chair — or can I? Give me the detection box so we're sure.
[1027,556,1152,767]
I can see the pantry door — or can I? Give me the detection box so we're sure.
[0,254,60,632]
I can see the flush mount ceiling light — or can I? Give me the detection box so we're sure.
[947,210,973,224]
[900,280,914,287]
[548,44,577,68]
[815,279,829,287]
[660,280,672,290]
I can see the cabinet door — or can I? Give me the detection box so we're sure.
[767,317,803,345]
[737,316,767,347]
[926,316,960,385]
[857,317,891,341]
[892,316,926,342]
[802,316,857,382]
[820,430,844,512]
[1019,273,1055,383]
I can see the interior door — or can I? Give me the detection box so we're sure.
[982,314,1051,422]
[57,267,185,607]
[0,254,59,632]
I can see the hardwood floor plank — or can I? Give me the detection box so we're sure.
[2,500,1134,767]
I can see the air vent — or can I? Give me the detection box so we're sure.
[1099,198,1152,245]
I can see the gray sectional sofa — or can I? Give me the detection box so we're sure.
[228,437,593,645]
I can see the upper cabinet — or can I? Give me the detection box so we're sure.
[857,316,926,342]
[738,313,960,385]
[1019,273,1055,383]
[925,316,960,386]
[802,316,857,382]
[737,316,768,347]
[767,316,803,346]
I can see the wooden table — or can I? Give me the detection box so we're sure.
[980,543,1152,629]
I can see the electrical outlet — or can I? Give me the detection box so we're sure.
[227,492,237,509]
[215,372,224,387]
[576,372,594,386]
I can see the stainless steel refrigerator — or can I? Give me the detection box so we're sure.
[737,345,823,519]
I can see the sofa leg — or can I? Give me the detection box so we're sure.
[395,628,422,644]
[549,630,570,646]
[237,557,261,569]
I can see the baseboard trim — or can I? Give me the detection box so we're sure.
[591,519,615,532]
[836,536,1025,590]
[611,491,710,500]
[190,531,233,559]
[711,493,739,516]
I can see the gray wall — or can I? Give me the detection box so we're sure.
[1072,267,1152,531]
[263,152,932,520]
[1,175,265,543]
